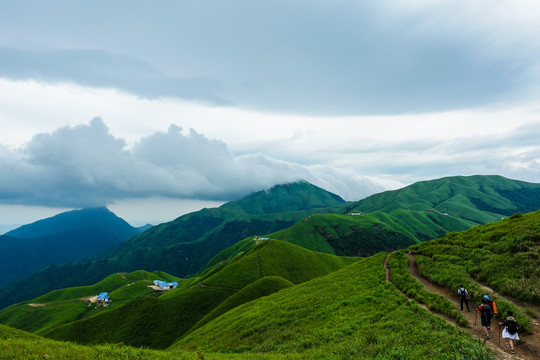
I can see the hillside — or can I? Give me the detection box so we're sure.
[0,207,139,289]
[171,253,491,359]
[40,240,357,349]
[204,175,539,268]
[343,175,540,224]
[0,270,179,335]
[410,209,540,305]
[0,182,344,309]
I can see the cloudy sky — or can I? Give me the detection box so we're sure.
[1,0,540,228]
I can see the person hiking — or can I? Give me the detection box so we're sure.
[477,298,492,338]
[483,295,496,330]
[457,285,471,312]
[500,311,519,354]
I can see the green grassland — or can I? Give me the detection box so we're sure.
[0,324,284,360]
[203,209,473,270]
[1,254,491,359]
[343,175,540,224]
[409,210,540,333]
[172,253,491,359]
[411,210,540,304]
[387,251,469,327]
[0,270,179,334]
[40,240,358,349]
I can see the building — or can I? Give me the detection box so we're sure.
[153,280,178,290]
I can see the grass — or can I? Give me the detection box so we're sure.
[408,210,540,333]
[0,270,179,335]
[0,324,289,360]
[172,253,492,359]
[387,251,469,327]
[41,240,358,349]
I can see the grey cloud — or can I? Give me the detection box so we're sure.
[0,1,537,115]
[0,119,392,207]
[0,48,229,105]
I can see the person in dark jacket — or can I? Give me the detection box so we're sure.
[477,298,492,338]
[457,285,471,311]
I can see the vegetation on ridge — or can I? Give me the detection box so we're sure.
[173,253,491,359]
[41,240,357,349]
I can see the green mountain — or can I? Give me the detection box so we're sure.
[343,175,540,223]
[6,206,540,358]
[0,182,344,309]
[0,207,139,289]
[205,175,540,268]
[0,270,179,335]
[37,240,357,349]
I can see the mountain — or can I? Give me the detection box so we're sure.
[0,207,139,289]
[5,207,139,240]
[25,240,357,348]
[342,174,540,223]
[5,208,540,358]
[204,176,540,268]
[0,182,344,309]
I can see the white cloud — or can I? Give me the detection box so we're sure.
[0,118,399,209]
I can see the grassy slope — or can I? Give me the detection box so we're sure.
[343,175,540,224]
[411,210,540,305]
[173,253,491,359]
[204,176,540,268]
[0,270,179,334]
[41,240,357,349]
[0,324,282,360]
[203,210,473,270]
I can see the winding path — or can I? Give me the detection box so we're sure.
[384,252,539,359]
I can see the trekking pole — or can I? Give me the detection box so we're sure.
[474,310,477,327]
[498,322,501,347]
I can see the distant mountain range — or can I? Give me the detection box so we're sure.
[1,175,540,310]
[0,207,139,289]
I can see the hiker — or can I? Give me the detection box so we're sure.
[483,295,496,330]
[477,298,492,338]
[500,311,519,354]
[457,285,471,312]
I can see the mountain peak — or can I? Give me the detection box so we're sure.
[224,181,344,215]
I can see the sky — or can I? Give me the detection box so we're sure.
[1,0,540,229]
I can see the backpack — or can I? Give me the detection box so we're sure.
[458,289,467,299]
[506,317,519,334]
[480,305,492,320]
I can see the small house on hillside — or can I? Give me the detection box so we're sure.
[97,292,110,305]
[153,280,178,290]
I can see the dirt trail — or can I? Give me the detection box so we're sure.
[384,254,457,325]
[406,253,539,360]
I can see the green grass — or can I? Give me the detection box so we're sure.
[342,175,540,224]
[40,240,358,349]
[0,270,178,335]
[172,253,492,359]
[387,251,469,327]
[408,210,540,332]
[0,324,289,360]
